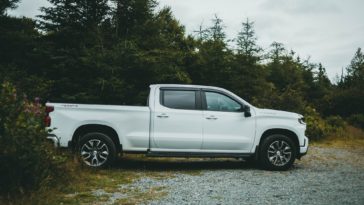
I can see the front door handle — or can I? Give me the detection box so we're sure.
[206,115,218,120]
[157,113,169,118]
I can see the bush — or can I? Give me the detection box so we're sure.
[325,115,347,138]
[304,106,329,140]
[0,82,67,196]
[347,114,364,129]
[304,106,347,140]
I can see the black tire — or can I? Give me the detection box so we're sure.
[259,134,297,171]
[78,132,116,168]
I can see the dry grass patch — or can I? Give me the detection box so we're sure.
[312,126,364,150]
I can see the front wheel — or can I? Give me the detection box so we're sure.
[78,132,116,168]
[259,134,297,171]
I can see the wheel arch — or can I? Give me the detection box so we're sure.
[259,128,300,157]
[72,124,122,152]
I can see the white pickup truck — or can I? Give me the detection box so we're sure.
[46,84,308,170]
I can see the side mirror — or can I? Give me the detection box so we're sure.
[243,105,251,117]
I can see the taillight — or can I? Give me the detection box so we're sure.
[44,116,51,127]
[44,105,54,127]
[45,106,54,113]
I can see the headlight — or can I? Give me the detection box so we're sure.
[298,117,306,124]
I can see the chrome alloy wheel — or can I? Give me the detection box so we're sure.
[267,140,292,166]
[80,139,109,167]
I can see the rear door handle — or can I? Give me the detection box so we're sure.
[157,113,169,118]
[206,115,218,120]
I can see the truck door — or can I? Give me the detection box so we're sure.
[201,90,255,152]
[151,88,203,151]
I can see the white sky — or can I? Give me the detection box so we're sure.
[9,0,364,80]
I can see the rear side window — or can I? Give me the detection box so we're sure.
[161,90,196,110]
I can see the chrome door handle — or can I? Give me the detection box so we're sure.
[157,113,169,118]
[206,116,217,120]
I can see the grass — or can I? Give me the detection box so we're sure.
[9,155,203,205]
[312,125,364,150]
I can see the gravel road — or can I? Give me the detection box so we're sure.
[100,146,364,205]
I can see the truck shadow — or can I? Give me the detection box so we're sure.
[112,155,256,171]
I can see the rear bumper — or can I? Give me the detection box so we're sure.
[47,134,60,147]
[298,136,309,158]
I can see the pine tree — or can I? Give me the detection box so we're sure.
[194,15,232,88]
[345,48,364,88]
[112,0,156,38]
[208,14,226,42]
[269,41,285,62]
[329,48,364,117]
[38,0,109,32]
[230,18,267,102]
[0,0,19,15]
[316,63,331,87]
[236,18,261,58]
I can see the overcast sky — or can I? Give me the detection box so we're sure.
[9,0,364,80]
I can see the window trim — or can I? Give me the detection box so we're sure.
[159,87,202,110]
[201,89,244,113]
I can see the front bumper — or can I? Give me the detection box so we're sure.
[47,134,60,147]
[298,136,309,158]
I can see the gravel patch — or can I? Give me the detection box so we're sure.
[119,146,364,205]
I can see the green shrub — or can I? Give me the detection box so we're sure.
[347,114,364,129]
[325,115,347,138]
[0,82,67,196]
[304,106,329,140]
[304,106,347,140]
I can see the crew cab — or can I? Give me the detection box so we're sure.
[46,84,308,170]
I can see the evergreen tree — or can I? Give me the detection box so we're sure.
[112,0,156,39]
[329,48,364,116]
[208,14,226,42]
[191,15,232,89]
[265,44,311,113]
[345,48,364,88]
[309,63,332,115]
[39,0,109,32]
[0,0,19,15]
[269,41,285,63]
[1,2,361,129]
[0,0,50,98]
[231,18,267,102]
[236,18,261,59]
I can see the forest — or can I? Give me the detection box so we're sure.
[1,0,363,126]
[0,0,363,200]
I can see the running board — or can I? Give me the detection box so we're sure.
[146,152,253,158]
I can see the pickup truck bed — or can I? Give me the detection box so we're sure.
[48,104,151,150]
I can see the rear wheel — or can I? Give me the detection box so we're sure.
[259,134,296,171]
[78,132,116,168]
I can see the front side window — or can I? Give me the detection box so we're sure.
[161,90,196,110]
[205,92,242,112]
